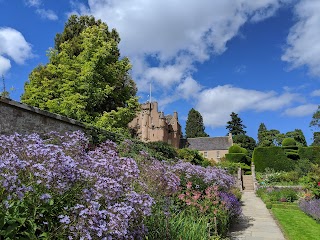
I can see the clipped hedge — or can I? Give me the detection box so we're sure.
[228,144,243,153]
[298,146,320,164]
[225,153,250,165]
[285,151,300,160]
[253,147,294,172]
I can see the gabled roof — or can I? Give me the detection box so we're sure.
[186,137,232,151]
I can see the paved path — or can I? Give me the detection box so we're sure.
[228,191,286,240]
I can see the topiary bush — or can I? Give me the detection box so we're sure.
[253,147,294,172]
[282,138,297,147]
[228,144,243,153]
[225,153,250,165]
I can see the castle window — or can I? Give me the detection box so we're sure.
[204,152,208,158]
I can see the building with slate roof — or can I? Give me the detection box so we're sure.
[128,102,182,148]
[186,133,233,162]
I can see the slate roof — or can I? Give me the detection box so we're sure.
[186,137,232,151]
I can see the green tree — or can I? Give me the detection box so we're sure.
[21,15,138,130]
[226,112,246,136]
[233,134,256,157]
[310,105,320,130]
[185,108,209,138]
[257,123,267,145]
[312,132,320,146]
[259,129,284,147]
[285,129,307,147]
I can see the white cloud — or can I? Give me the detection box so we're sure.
[0,27,33,64]
[0,56,11,76]
[25,0,58,21]
[25,0,41,7]
[73,0,289,92]
[282,0,320,76]
[36,8,58,20]
[177,77,202,99]
[0,27,32,75]
[311,89,320,97]
[195,85,299,128]
[283,104,318,117]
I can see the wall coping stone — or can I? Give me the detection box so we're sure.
[0,97,86,128]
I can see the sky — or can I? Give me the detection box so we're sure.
[0,0,319,144]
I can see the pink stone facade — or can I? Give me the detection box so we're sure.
[128,102,182,148]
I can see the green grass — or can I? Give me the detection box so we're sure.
[271,207,320,240]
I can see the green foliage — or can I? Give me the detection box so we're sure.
[298,146,320,164]
[284,151,300,160]
[177,148,206,165]
[285,129,307,147]
[299,166,320,198]
[310,105,320,130]
[225,112,246,136]
[311,132,320,146]
[257,123,267,145]
[228,144,242,153]
[215,161,250,175]
[225,153,250,165]
[256,187,299,203]
[258,129,284,147]
[258,170,300,186]
[232,134,256,156]
[147,141,178,160]
[282,138,296,147]
[21,15,138,131]
[185,108,209,138]
[253,147,294,172]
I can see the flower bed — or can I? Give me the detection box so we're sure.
[0,131,242,239]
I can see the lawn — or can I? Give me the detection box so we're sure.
[271,207,320,240]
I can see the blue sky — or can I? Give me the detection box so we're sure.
[0,0,319,144]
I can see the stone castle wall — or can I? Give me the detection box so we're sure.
[0,97,85,136]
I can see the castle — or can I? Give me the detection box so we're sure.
[128,102,182,148]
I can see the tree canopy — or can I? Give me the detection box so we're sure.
[310,105,320,130]
[21,15,138,131]
[232,134,256,156]
[185,108,209,138]
[226,112,246,136]
[257,125,307,147]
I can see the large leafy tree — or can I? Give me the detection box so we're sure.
[310,106,320,145]
[226,112,246,136]
[185,108,209,138]
[21,15,138,130]
[257,123,267,145]
[232,134,256,157]
[285,129,307,147]
[310,105,320,129]
[258,129,284,147]
[312,132,320,146]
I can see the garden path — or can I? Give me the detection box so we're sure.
[228,191,286,240]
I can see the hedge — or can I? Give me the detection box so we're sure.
[225,153,250,165]
[285,151,300,160]
[228,145,243,153]
[253,147,294,172]
[298,146,320,164]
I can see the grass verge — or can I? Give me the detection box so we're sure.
[271,207,320,240]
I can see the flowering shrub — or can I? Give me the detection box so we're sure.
[299,199,320,221]
[171,160,235,191]
[177,181,241,235]
[0,131,153,239]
